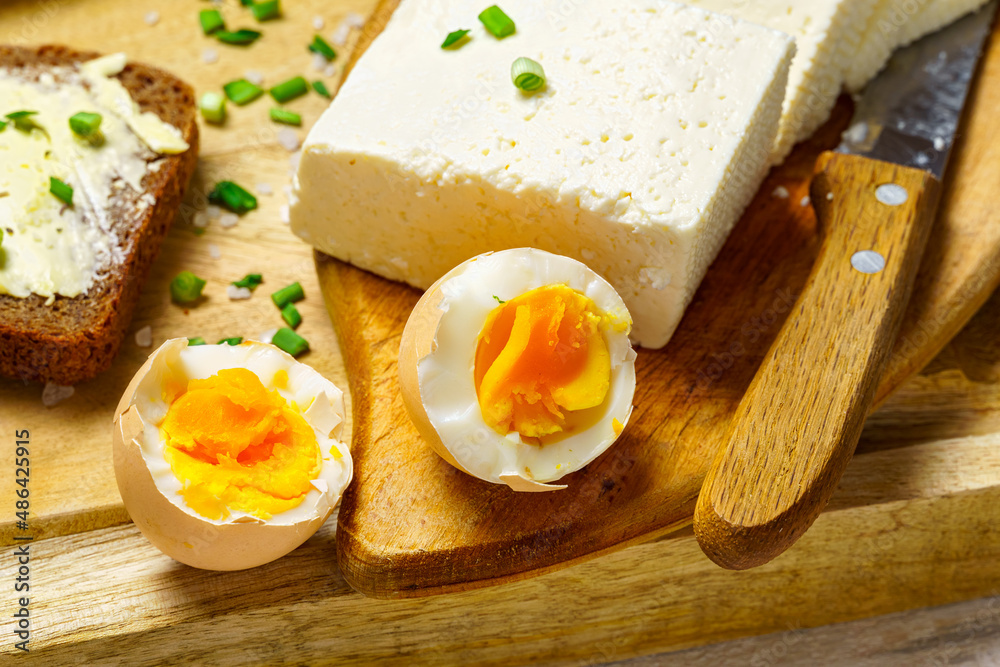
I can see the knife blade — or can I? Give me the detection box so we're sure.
[694,3,998,571]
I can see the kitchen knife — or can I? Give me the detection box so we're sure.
[694,2,999,570]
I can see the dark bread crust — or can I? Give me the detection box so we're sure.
[0,45,199,385]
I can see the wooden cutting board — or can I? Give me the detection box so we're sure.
[319,0,1000,598]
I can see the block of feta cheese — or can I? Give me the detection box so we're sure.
[291,0,795,349]
[844,0,990,91]
[682,0,879,162]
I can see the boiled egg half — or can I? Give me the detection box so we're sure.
[113,338,352,570]
[399,248,636,491]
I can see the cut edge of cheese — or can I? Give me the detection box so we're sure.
[844,0,990,92]
[291,0,795,349]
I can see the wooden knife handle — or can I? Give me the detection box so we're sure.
[693,151,942,570]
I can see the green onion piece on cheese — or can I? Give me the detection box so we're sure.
[6,110,42,133]
[199,92,227,124]
[218,337,244,345]
[269,108,301,126]
[170,271,206,304]
[187,337,207,346]
[200,9,226,34]
[271,282,304,309]
[269,76,309,103]
[68,111,102,137]
[251,0,281,21]
[311,80,331,98]
[223,79,264,105]
[215,29,262,45]
[511,57,545,92]
[208,181,258,215]
[479,5,515,38]
[0,120,7,132]
[307,35,337,61]
[441,29,470,49]
[49,177,73,206]
[280,303,302,329]
[272,328,309,356]
[240,0,254,6]
[232,273,263,289]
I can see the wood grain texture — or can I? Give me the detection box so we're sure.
[322,4,1000,598]
[5,430,1000,663]
[695,154,941,570]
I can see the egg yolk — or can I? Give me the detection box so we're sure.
[160,368,320,521]
[474,284,611,439]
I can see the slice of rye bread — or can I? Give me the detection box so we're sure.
[0,45,199,386]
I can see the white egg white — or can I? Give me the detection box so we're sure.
[113,338,353,570]
[401,248,637,492]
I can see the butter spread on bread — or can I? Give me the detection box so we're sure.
[0,53,188,301]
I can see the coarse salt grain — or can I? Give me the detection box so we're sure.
[208,244,222,259]
[202,48,219,65]
[345,12,366,28]
[144,11,160,26]
[800,196,811,207]
[772,186,789,199]
[227,285,253,300]
[312,52,329,72]
[278,128,300,152]
[206,205,222,219]
[193,211,210,228]
[42,383,74,407]
[279,204,290,224]
[331,24,351,47]
[313,16,325,30]
[245,70,264,86]
[219,213,240,228]
[324,64,337,78]
[256,182,274,196]
[135,325,153,348]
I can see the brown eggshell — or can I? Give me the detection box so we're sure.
[112,339,345,570]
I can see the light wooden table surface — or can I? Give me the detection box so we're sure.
[2,0,1000,664]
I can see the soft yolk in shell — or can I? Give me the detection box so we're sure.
[474,284,611,439]
[160,368,320,521]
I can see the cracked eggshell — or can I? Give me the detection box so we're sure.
[399,248,637,493]
[113,338,353,570]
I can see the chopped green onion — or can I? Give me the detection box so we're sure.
[6,111,42,133]
[272,328,309,356]
[223,78,264,105]
[493,295,505,304]
[269,76,308,103]
[170,271,206,304]
[479,5,515,38]
[215,29,262,45]
[232,273,263,289]
[187,337,207,346]
[269,108,301,125]
[49,177,73,206]
[441,29,470,49]
[280,303,302,329]
[240,0,253,5]
[199,9,225,34]
[218,337,243,345]
[208,181,258,215]
[511,57,545,92]
[307,35,336,61]
[68,111,102,137]
[0,120,7,132]
[311,80,331,98]
[271,282,304,309]
[251,0,281,21]
[199,92,227,124]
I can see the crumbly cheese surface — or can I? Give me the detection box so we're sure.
[0,54,187,300]
[292,0,794,348]
[844,0,989,91]
[683,0,879,161]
